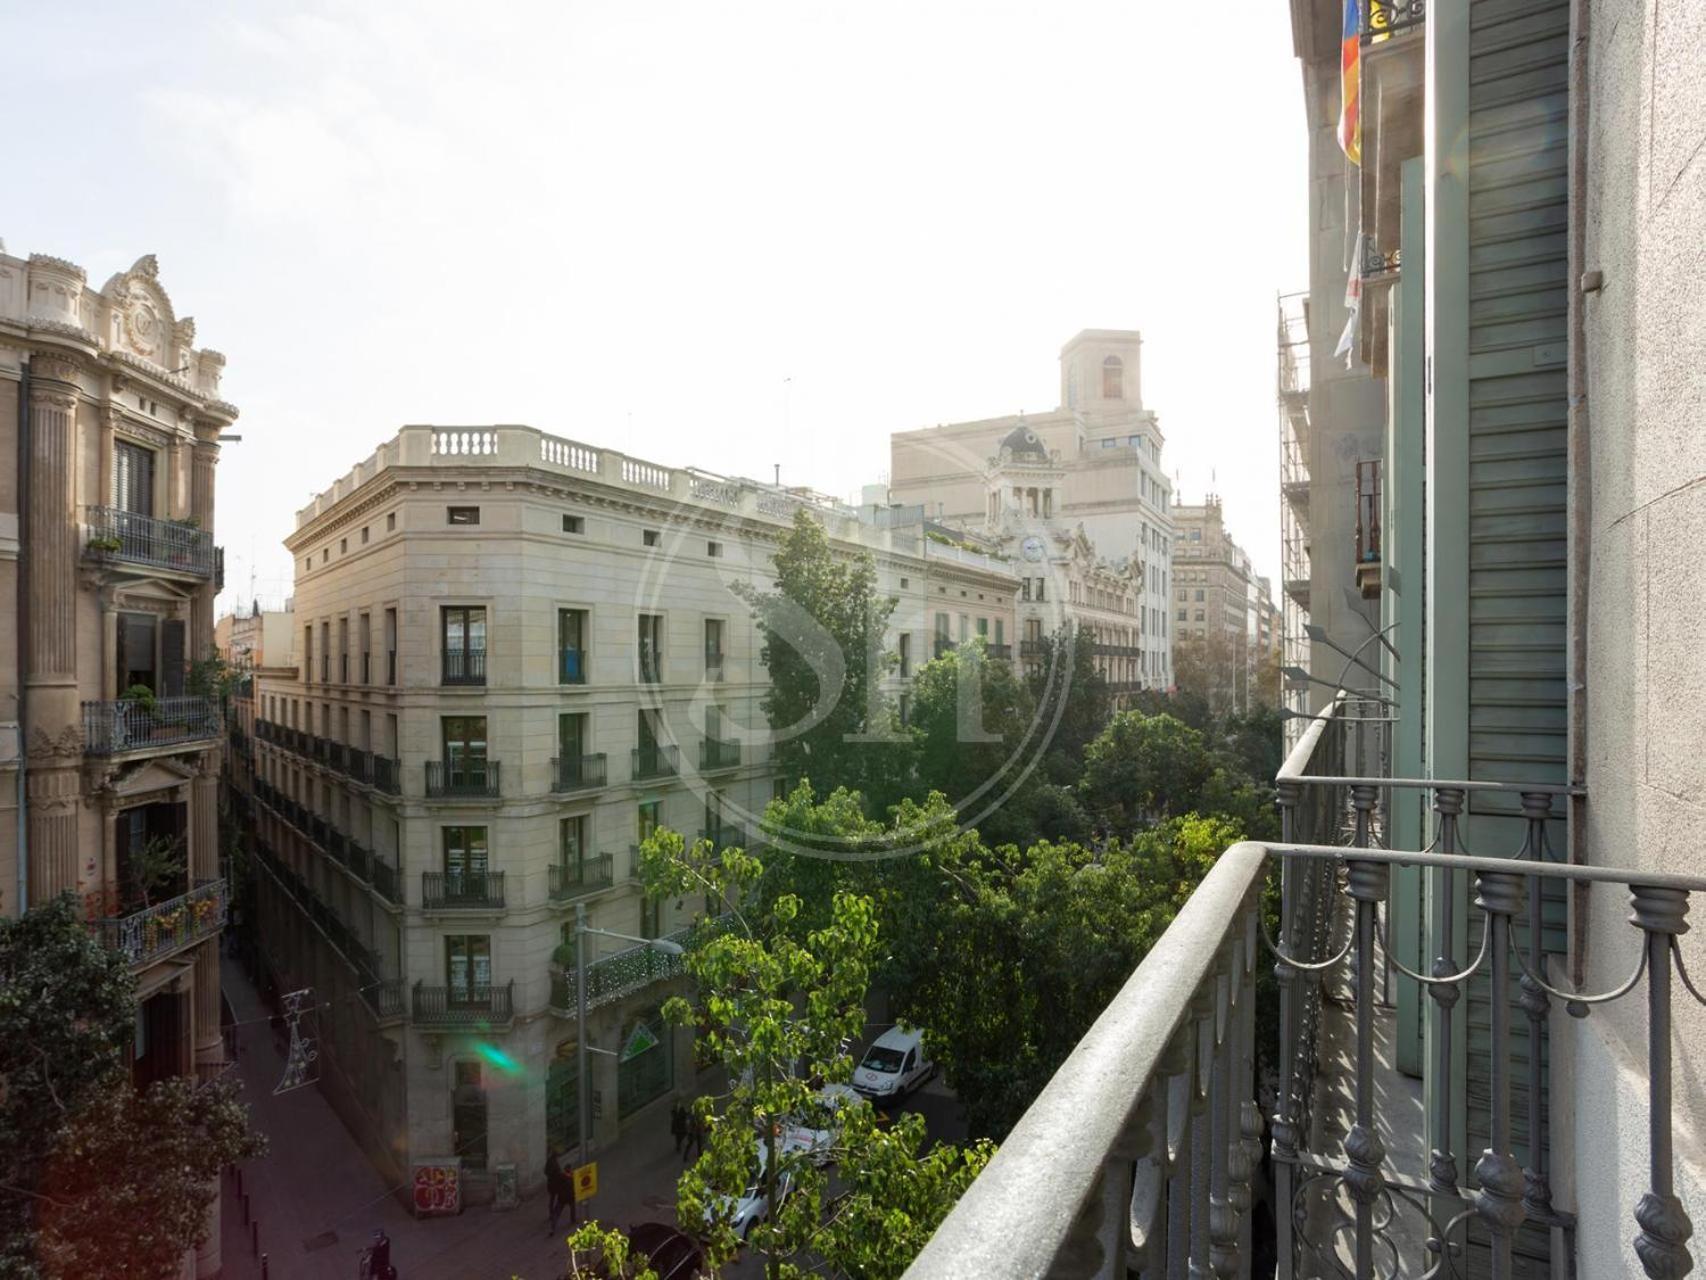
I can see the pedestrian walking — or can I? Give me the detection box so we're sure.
[545,1146,576,1233]
[669,1099,688,1155]
[689,1106,707,1161]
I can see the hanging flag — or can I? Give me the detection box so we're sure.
[1338,0,1364,164]
[1334,233,1366,364]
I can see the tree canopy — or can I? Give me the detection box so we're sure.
[0,896,265,1279]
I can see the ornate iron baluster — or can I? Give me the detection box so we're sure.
[1429,788,1464,1200]
[1472,870,1527,1277]
[1345,856,1389,1278]
[1518,792,1556,1222]
[1631,884,1695,1278]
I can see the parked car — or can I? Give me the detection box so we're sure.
[703,1140,795,1242]
[781,1083,861,1166]
[851,1026,934,1101]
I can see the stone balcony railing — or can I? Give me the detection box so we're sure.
[291,425,1018,583]
[83,696,220,756]
[905,694,1706,1280]
[94,878,227,968]
[85,505,216,579]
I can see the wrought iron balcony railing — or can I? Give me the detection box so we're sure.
[93,878,227,968]
[632,744,678,781]
[369,857,401,906]
[422,870,506,910]
[549,855,615,901]
[441,647,486,686]
[346,747,373,785]
[411,980,514,1029]
[372,755,402,795]
[985,643,1013,660]
[699,738,741,772]
[906,695,1706,1280]
[85,506,216,578]
[83,696,220,755]
[550,911,734,1015]
[552,752,608,793]
[361,977,404,1022]
[425,759,500,798]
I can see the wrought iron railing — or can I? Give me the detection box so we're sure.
[700,739,741,772]
[442,647,487,686]
[94,878,227,967]
[549,855,615,901]
[83,696,220,755]
[906,697,1706,1280]
[632,744,678,781]
[372,755,402,795]
[411,980,514,1028]
[422,870,506,910]
[552,753,608,793]
[362,977,404,1021]
[85,506,215,578]
[369,857,400,906]
[550,911,734,1014]
[425,759,500,798]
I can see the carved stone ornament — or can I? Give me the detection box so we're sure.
[27,724,84,763]
[32,353,83,387]
[121,289,164,358]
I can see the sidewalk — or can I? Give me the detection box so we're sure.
[217,957,733,1280]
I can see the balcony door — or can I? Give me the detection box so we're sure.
[451,1060,489,1171]
[561,815,588,878]
[442,607,486,685]
[116,612,185,698]
[445,935,491,1004]
[637,613,663,683]
[442,717,488,787]
[112,439,156,515]
[443,826,488,902]
[558,608,587,684]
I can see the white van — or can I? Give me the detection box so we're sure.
[852,1026,933,1100]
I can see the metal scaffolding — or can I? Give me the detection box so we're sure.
[1278,292,1313,743]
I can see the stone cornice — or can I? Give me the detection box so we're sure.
[27,252,86,280]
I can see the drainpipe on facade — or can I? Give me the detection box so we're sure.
[1565,0,1592,983]
[15,360,29,913]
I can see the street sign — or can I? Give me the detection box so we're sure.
[621,1021,659,1061]
[573,1161,598,1202]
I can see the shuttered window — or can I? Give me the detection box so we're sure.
[112,440,155,515]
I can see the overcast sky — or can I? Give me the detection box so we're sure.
[5,1,1308,605]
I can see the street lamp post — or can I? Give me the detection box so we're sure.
[573,901,684,1170]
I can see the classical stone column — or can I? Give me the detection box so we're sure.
[190,434,219,658]
[25,358,84,903]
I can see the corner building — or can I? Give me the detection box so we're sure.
[243,424,1017,1202]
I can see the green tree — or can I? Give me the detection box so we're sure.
[906,641,1043,845]
[735,508,907,815]
[0,897,265,1278]
[1025,627,1112,787]
[1078,710,1212,832]
[636,828,990,1279]
[888,815,1244,1137]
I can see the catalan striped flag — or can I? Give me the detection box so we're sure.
[1339,0,1363,164]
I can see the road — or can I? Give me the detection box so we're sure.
[217,963,967,1279]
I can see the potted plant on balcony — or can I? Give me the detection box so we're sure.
[85,533,122,557]
[165,514,202,569]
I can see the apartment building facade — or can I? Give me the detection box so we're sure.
[238,424,1016,1199]
[0,247,235,1277]
[1172,496,1258,710]
[888,329,1174,689]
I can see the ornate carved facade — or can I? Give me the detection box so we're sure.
[0,242,239,1279]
